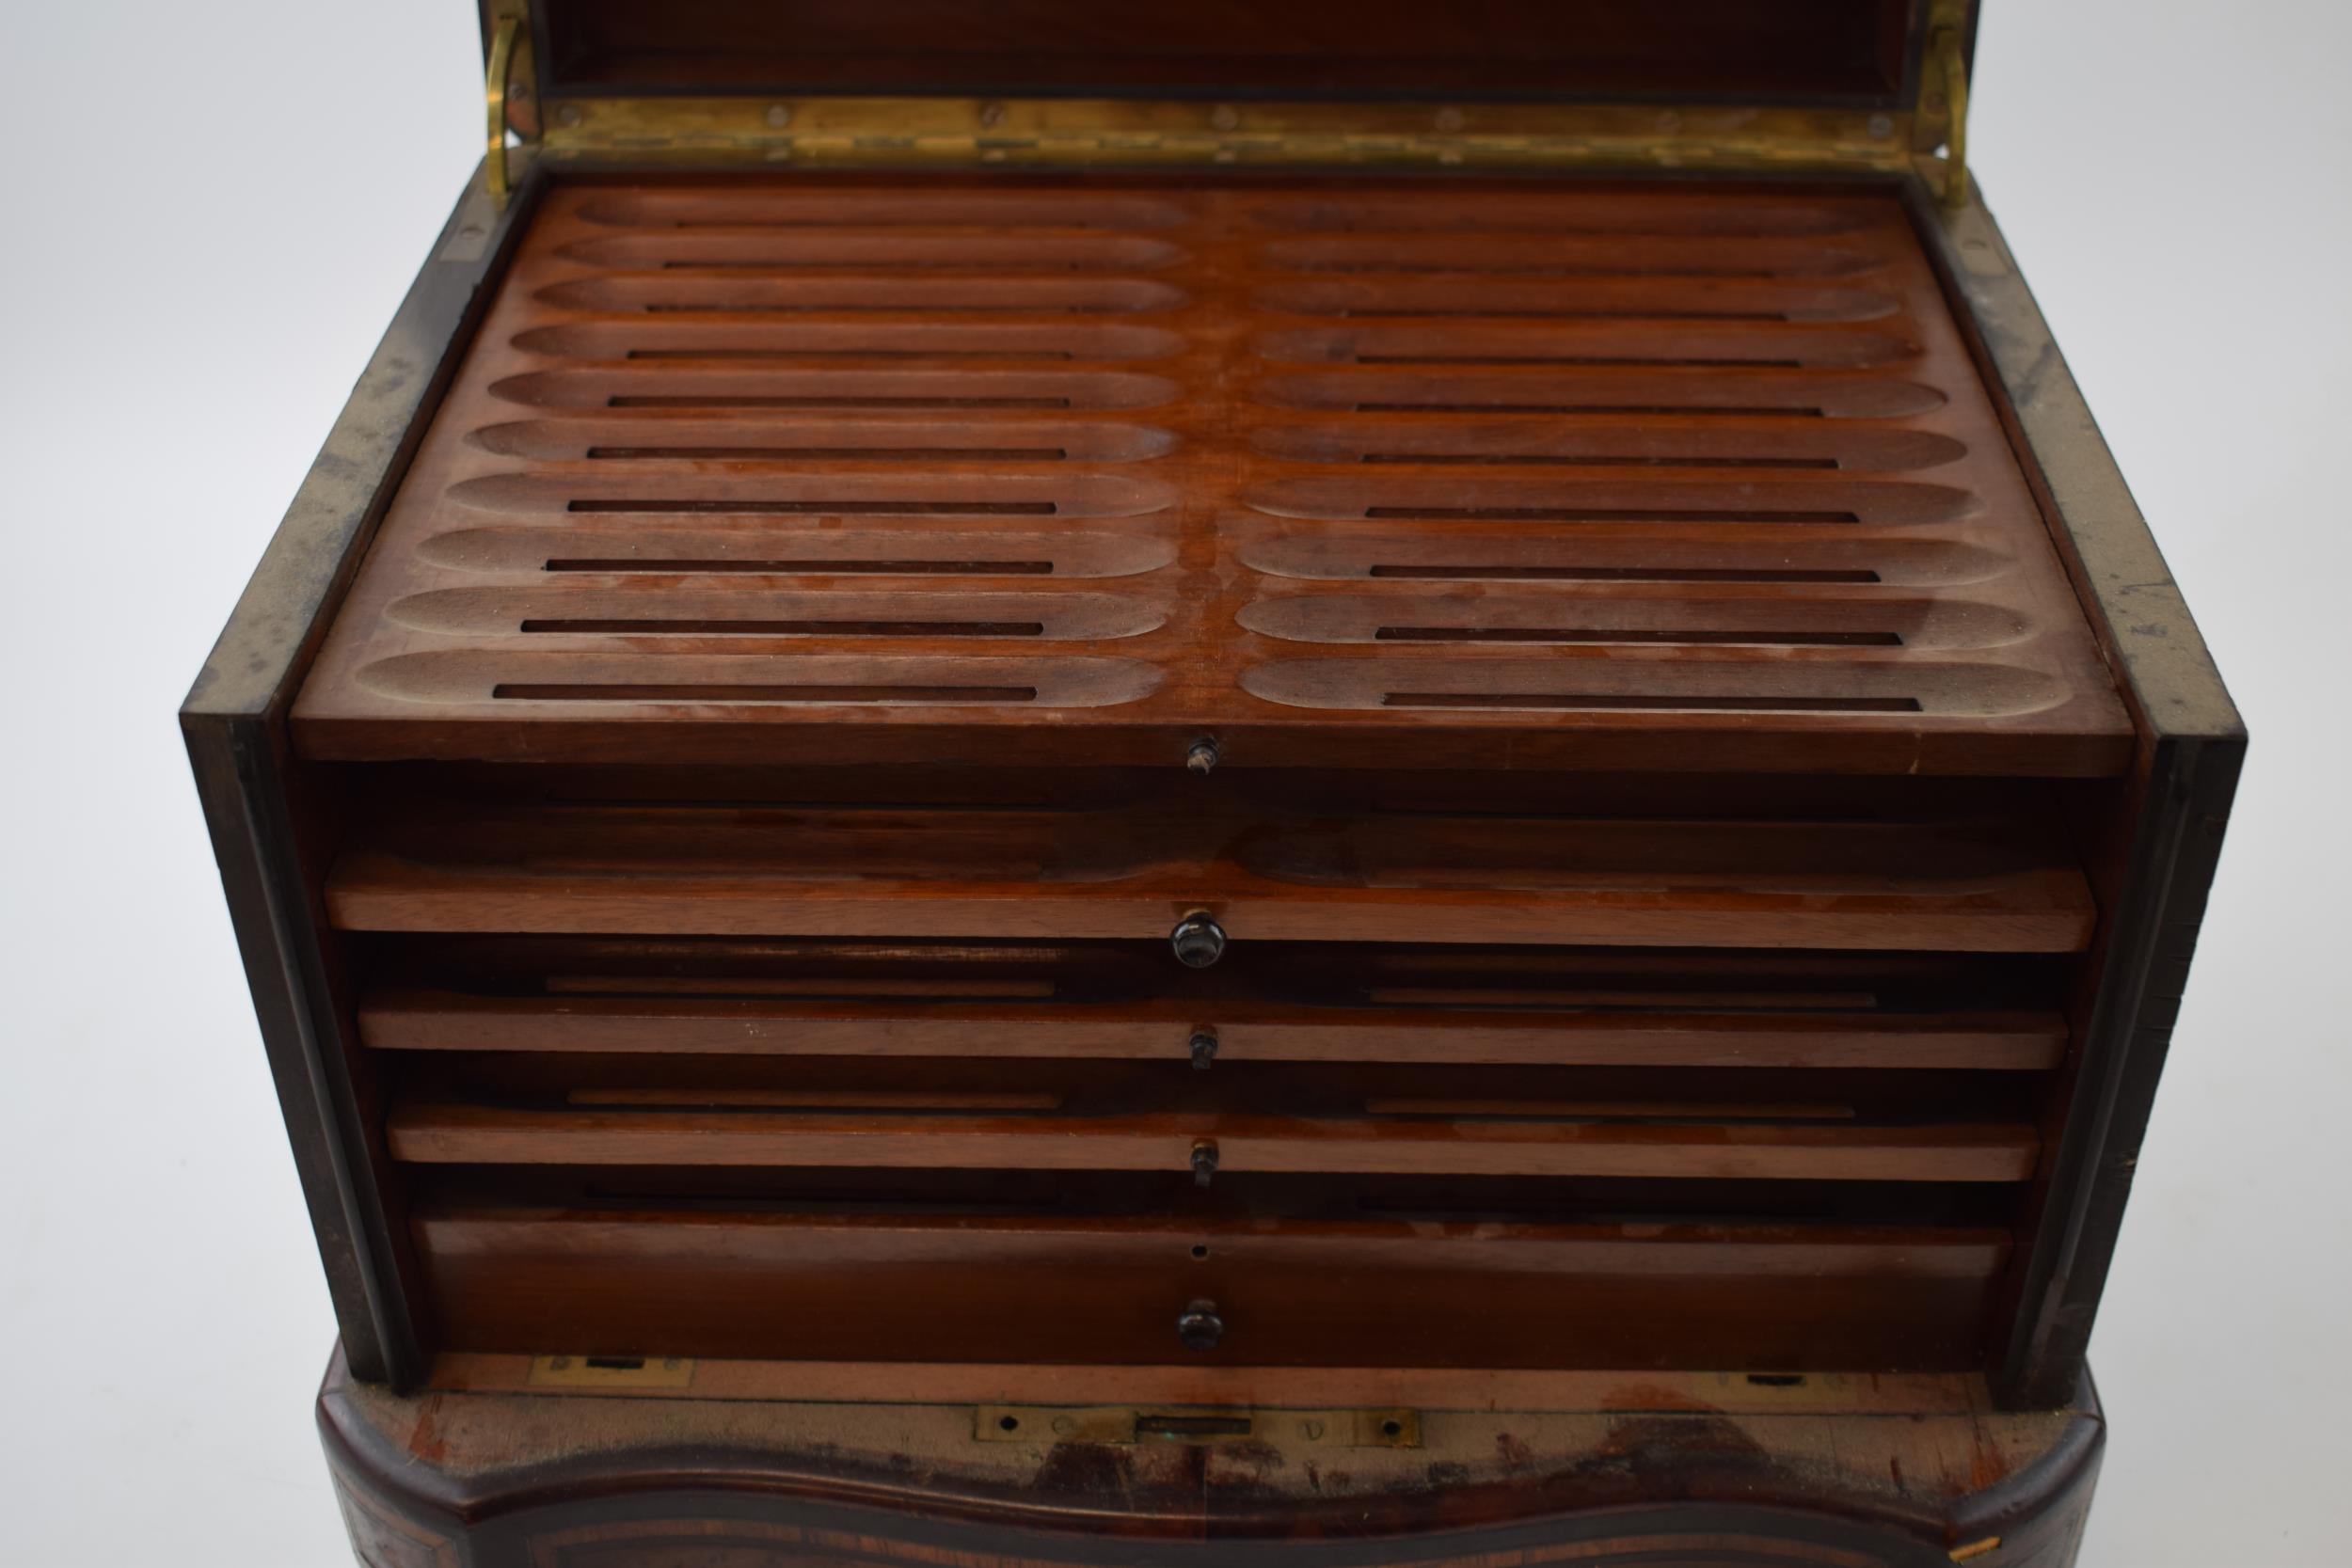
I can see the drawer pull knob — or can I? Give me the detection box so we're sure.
[1191,1138,1219,1187]
[1170,911,1226,968]
[1189,1029,1219,1070]
[1184,736,1220,775]
[1177,1299,1226,1352]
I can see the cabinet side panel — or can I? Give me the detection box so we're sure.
[2002,736,2241,1404]
[182,162,543,1386]
[1906,183,2244,1405]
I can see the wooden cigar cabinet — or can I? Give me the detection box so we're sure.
[185,4,2241,1565]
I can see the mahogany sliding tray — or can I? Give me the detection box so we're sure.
[187,168,2238,1568]
[296,179,2127,774]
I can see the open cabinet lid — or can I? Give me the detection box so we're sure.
[479,0,1977,183]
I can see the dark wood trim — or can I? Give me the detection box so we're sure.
[181,159,545,1385]
[1905,185,2240,748]
[181,161,542,724]
[1949,1370,2105,1555]
[1997,736,2241,1404]
[1905,182,2245,1406]
[183,718,412,1380]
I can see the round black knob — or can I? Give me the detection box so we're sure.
[1188,1028,1219,1070]
[1177,1299,1225,1352]
[1170,911,1226,968]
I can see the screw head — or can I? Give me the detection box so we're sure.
[1176,1299,1226,1352]
[1170,911,1226,968]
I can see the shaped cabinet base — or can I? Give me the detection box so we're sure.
[317,1345,2103,1568]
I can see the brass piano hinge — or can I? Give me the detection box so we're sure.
[484,4,538,207]
[976,1406,1422,1449]
[526,1354,695,1389]
[532,97,1914,175]
[1922,4,1974,208]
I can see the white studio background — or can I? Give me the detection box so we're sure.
[0,3,2343,1563]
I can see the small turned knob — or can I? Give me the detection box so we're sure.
[1170,911,1227,968]
[1191,1138,1219,1188]
[1184,736,1221,775]
[1177,1299,1226,1352]
[1188,1028,1219,1070]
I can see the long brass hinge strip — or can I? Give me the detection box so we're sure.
[533,97,1916,174]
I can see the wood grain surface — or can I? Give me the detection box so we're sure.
[413,1205,2010,1370]
[292,177,2129,775]
[323,778,2096,950]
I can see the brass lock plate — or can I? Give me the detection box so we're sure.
[527,1354,697,1389]
[976,1405,1420,1449]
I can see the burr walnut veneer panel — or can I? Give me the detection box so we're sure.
[293,178,2129,775]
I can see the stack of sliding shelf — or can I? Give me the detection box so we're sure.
[224,174,2188,1393]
